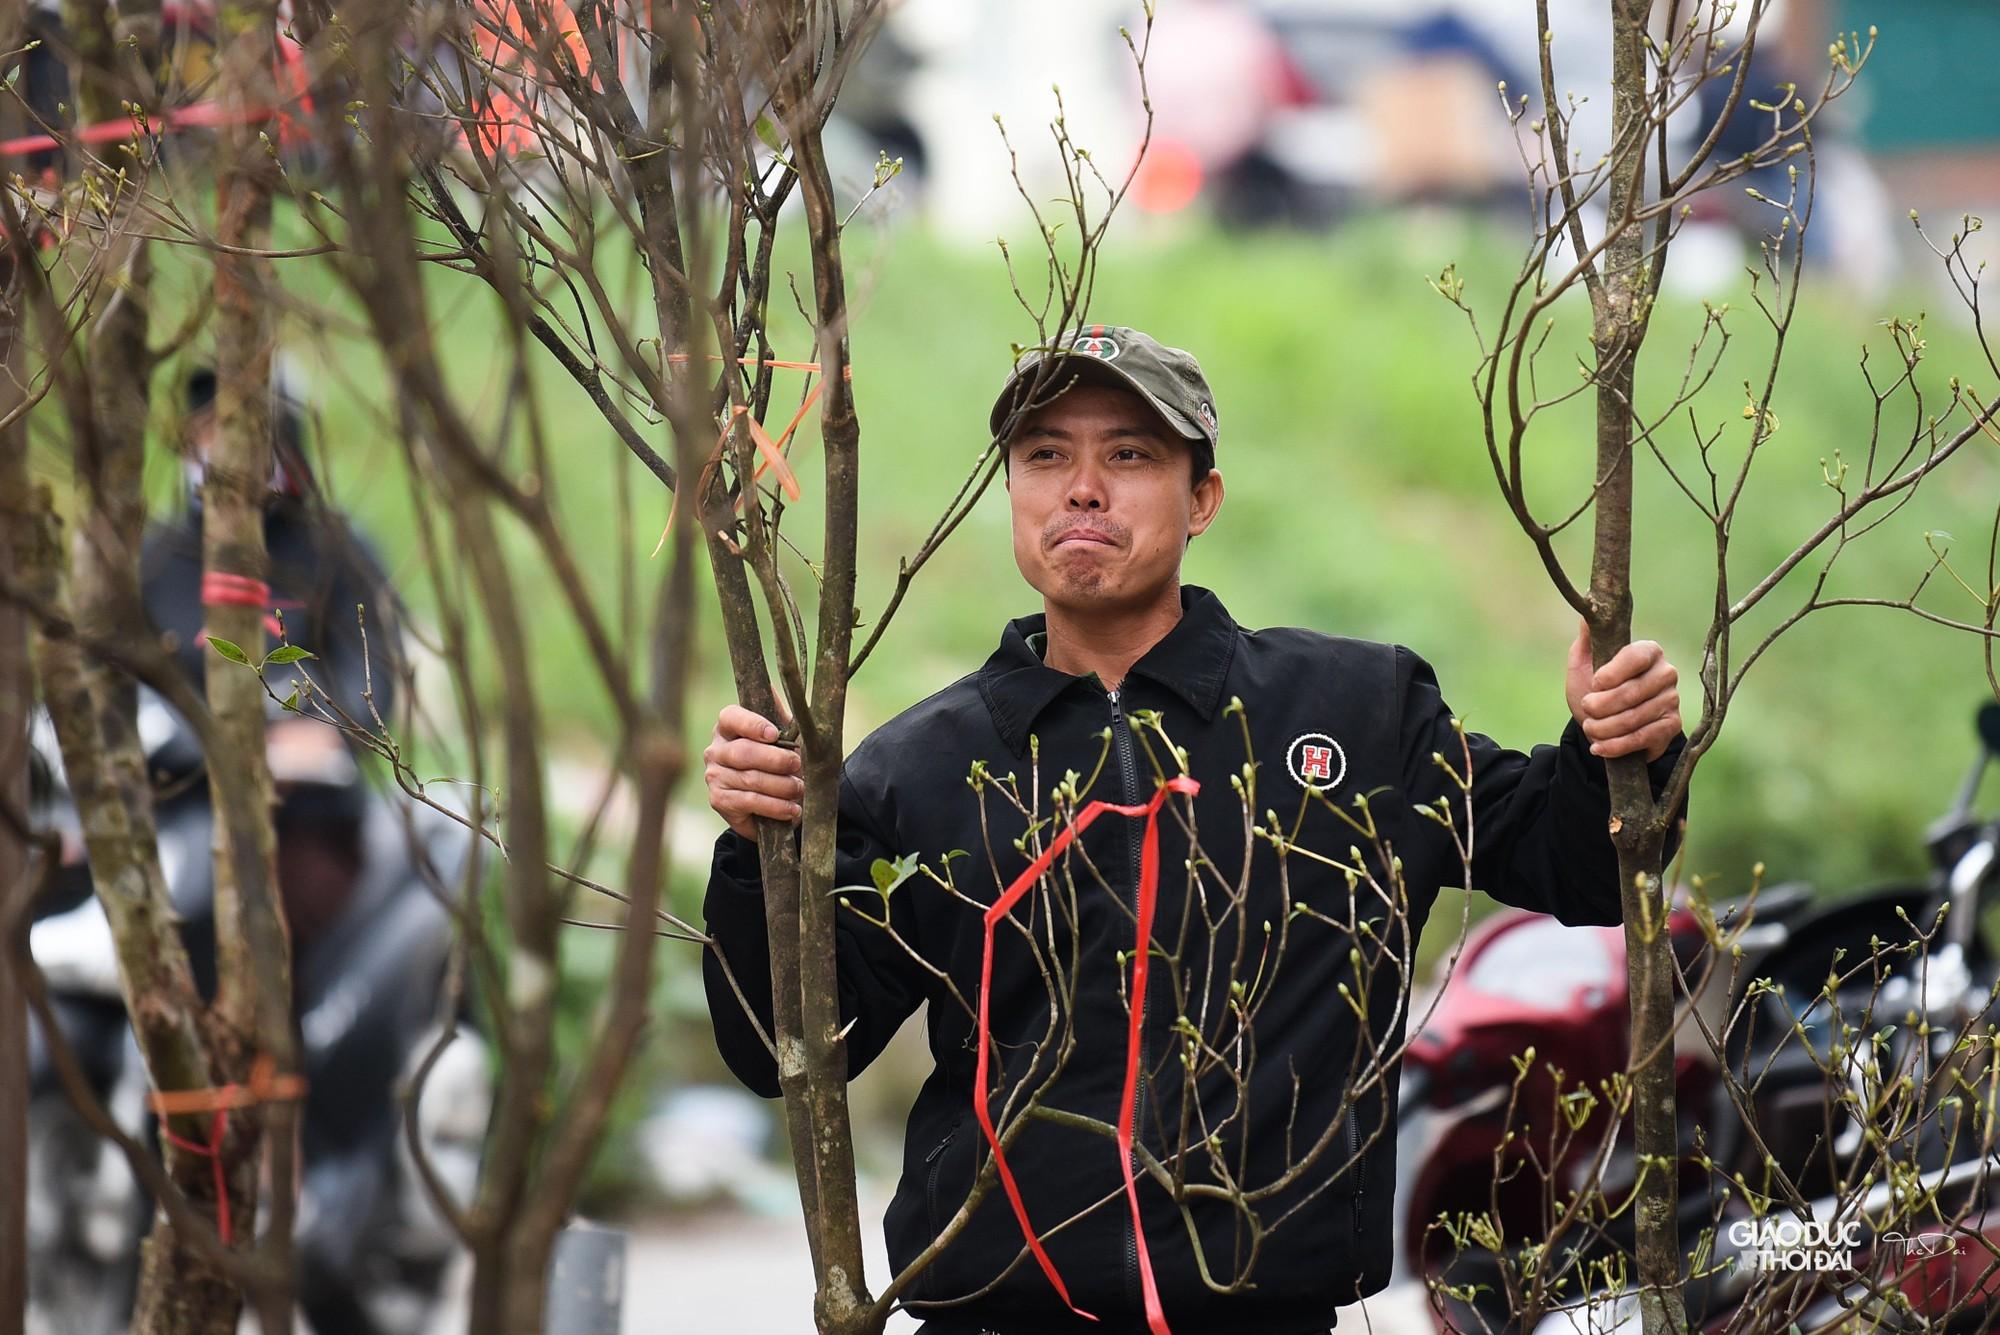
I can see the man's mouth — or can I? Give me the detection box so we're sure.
[1052,527,1118,550]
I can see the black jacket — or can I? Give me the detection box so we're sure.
[703,586,1685,1334]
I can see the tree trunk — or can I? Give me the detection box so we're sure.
[204,5,310,1329]
[1592,2,1687,1331]
[786,100,872,1335]
[35,6,267,1325]
[131,1232,243,1335]
[24,503,234,1335]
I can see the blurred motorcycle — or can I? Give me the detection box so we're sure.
[25,689,487,1335]
[1391,873,1808,1332]
[1393,702,2000,1333]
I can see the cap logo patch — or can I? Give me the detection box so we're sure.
[1072,335,1120,361]
[1286,732,1347,793]
[1195,400,1217,433]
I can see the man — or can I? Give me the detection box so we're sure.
[144,365,399,735]
[702,326,1686,1334]
[143,363,402,941]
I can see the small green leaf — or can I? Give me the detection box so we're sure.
[754,114,783,154]
[207,636,250,666]
[870,853,919,895]
[265,644,316,665]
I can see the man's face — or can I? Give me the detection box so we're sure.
[1006,382,1224,615]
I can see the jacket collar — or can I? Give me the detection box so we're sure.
[977,584,1240,756]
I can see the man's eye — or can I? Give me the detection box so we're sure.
[1027,447,1060,462]
[1113,447,1146,461]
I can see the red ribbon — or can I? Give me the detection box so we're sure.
[0,99,292,160]
[1,34,314,159]
[150,1055,307,1247]
[974,772,1198,1335]
[158,1108,238,1246]
[201,571,272,609]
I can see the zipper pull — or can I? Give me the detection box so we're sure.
[924,1126,958,1163]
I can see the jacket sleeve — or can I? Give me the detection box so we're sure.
[701,774,929,1099]
[1396,645,1688,928]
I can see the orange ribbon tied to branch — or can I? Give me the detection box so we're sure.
[150,1054,307,1247]
[974,772,1199,1335]
[724,404,803,502]
[652,356,853,557]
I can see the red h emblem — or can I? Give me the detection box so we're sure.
[1301,744,1333,780]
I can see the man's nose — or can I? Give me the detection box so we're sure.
[1066,465,1105,510]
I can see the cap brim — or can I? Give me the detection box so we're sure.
[989,352,1206,445]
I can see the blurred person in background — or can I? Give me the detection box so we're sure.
[700,327,1689,1333]
[142,361,401,946]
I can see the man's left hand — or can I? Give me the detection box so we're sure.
[1566,617,1682,763]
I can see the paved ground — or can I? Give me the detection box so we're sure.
[453,1207,1439,1334]
[619,1208,920,1333]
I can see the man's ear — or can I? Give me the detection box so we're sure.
[1187,468,1225,540]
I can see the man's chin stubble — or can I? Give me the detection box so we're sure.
[1049,559,1111,600]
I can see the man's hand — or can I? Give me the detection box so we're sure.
[704,704,803,840]
[1566,618,1682,763]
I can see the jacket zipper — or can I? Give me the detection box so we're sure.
[921,1118,962,1297]
[1108,687,1150,1310]
[924,1119,960,1239]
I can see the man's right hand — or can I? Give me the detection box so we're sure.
[704,704,804,840]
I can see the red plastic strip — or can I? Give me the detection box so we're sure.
[1121,784,1180,1335]
[160,1107,234,1245]
[150,1056,306,1247]
[1,98,277,158]
[974,772,1197,1332]
[201,571,272,609]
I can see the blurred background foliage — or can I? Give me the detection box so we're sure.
[79,200,1997,1204]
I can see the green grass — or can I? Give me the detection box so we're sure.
[81,206,2000,1184]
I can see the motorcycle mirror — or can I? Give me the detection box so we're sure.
[1980,702,2000,758]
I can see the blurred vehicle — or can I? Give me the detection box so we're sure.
[25,688,486,1335]
[1392,875,1808,1332]
[1664,699,2000,1332]
[1132,0,1525,228]
[1399,702,2000,1333]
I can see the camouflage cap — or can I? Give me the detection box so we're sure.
[988,325,1219,451]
